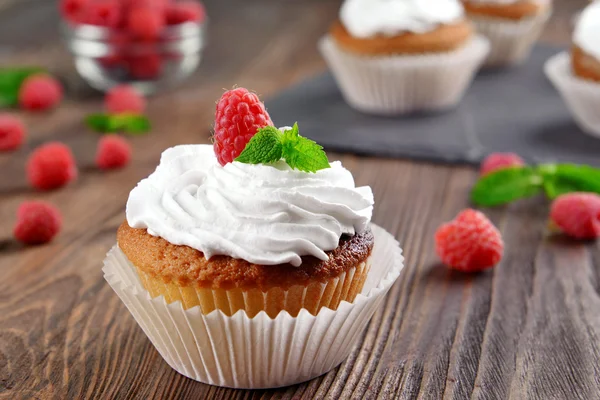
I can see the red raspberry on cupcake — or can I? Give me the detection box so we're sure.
[435,209,504,272]
[213,87,274,166]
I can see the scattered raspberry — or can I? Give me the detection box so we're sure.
[96,135,132,169]
[80,0,122,27]
[126,53,162,79]
[60,0,88,23]
[165,2,205,24]
[105,85,146,114]
[19,75,63,112]
[213,88,274,165]
[14,201,62,245]
[27,142,78,191]
[480,152,525,176]
[550,193,600,240]
[128,7,164,40]
[0,114,26,151]
[435,209,504,272]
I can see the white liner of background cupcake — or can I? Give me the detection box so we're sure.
[318,34,490,115]
[545,52,600,139]
[103,223,404,389]
[469,8,552,67]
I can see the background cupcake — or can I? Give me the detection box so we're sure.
[463,0,552,67]
[545,2,600,138]
[319,0,490,115]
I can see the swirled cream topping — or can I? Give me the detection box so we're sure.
[574,2,600,62]
[340,0,464,38]
[126,144,374,266]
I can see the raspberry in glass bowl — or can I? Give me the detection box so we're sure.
[60,0,206,94]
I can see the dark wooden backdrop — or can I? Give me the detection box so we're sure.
[2,1,598,399]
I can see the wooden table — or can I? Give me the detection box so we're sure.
[2,1,598,399]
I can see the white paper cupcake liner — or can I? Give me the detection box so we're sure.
[545,51,600,139]
[318,35,490,115]
[103,223,404,389]
[469,8,551,67]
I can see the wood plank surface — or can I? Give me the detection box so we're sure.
[1,1,598,399]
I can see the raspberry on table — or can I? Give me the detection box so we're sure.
[27,142,78,191]
[79,0,122,28]
[105,85,146,114]
[480,152,525,176]
[213,88,274,166]
[435,209,504,272]
[126,53,163,79]
[128,7,165,40]
[19,74,63,112]
[0,114,26,151]
[13,201,62,245]
[96,135,132,169]
[550,193,600,240]
[165,2,205,24]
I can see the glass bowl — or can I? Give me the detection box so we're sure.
[61,21,205,94]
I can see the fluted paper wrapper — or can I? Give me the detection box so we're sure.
[103,224,404,389]
[545,52,600,139]
[319,35,490,115]
[469,9,551,67]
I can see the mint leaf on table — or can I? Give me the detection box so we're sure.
[539,164,600,199]
[0,67,44,108]
[235,126,283,164]
[471,166,544,207]
[235,122,330,173]
[281,123,330,173]
[85,113,151,134]
[119,114,151,134]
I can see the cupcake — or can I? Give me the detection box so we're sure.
[103,88,404,388]
[462,0,552,67]
[319,0,490,115]
[545,2,600,138]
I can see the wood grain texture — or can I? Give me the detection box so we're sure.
[0,0,597,399]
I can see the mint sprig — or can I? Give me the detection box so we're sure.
[471,163,600,206]
[85,113,151,134]
[0,67,45,108]
[235,123,330,173]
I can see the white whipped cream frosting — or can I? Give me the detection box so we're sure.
[339,0,464,38]
[126,144,374,266]
[574,2,600,62]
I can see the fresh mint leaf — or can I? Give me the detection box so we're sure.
[281,123,330,173]
[120,114,151,134]
[85,114,112,132]
[0,67,45,108]
[85,113,151,134]
[471,166,543,207]
[235,126,283,164]
[234,123,330,172]
[541,164,600,198]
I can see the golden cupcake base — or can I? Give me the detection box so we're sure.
[135,262,370,318]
